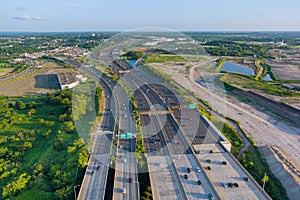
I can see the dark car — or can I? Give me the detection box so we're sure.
[128,177,132,183]
[186,168,191,173]
[197,180,202,185]
[243,177,249,182]
[233,183,239,187]
[184,174,188,179]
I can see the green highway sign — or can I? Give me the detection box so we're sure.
[120,133,127,139]
[127,132,133,138]
[188,103,197,109]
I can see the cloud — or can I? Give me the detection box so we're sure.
[32,16,44,20]
[12,14,44,20]
[12,14,31,20]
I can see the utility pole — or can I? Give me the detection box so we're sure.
[262,172,267,190]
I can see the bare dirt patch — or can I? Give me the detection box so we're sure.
[267,49,300,80]
[0,62,78,96]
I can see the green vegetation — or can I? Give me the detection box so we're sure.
[216,58,228,71]
[144,54,186,64]
[141,185,153,200]
[221,74,300,97]
[198,104,243,156]
[204,41,273,58]
[121,50,143,60]
[260,61,279,81]
[0,82,102,199]
[240,145,288,200]
[131,95,146,168]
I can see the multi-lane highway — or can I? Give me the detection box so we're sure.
[77,40,272,200]
[112,82,139,200]
[77,66,117,200]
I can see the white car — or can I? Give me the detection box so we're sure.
[122,188,127,194]
[196,167,201,172]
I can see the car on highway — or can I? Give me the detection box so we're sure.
[171,139,178,144]
[209,193,215,200]
[128,177,132,183]
[196,167,201,172]
[184,174,188,179]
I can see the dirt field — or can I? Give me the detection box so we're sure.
[0,68,14,76]
[0,62,78,96]
[267,49,300,80]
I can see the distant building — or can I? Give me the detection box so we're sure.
[57,72,87,90]
[57,72,79,90]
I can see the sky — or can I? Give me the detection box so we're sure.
[0,0,300,32]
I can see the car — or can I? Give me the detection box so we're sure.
[223,182,228,188]
[197,180,202,185]
[124,159,127,164]
[207,159,211,163]
[128,177,132,183]
[243,177,249,182]
[228,183,233,188]
[122,188,126,194]
[196,167,201,172]
[233,183,239,187]
[186,168,191,173]
[184,174,188,179]
[96,165,100,171]
[208,193,215,200]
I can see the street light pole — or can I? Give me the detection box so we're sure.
[262,173,267,190]
[74,184,81,200]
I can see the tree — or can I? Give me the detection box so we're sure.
[59,114,68,122]
[78,149,88,168]
[53,138,66,152]
[64,121,75,133]
[54,185,72,200]
[141,186,153,200]
[2,173,31,197]
[261,174,269,185]
[16,101,26,110]
[27,101,37,109]
[28,109,36,116]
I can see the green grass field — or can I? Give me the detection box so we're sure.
[144,54,186,64]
